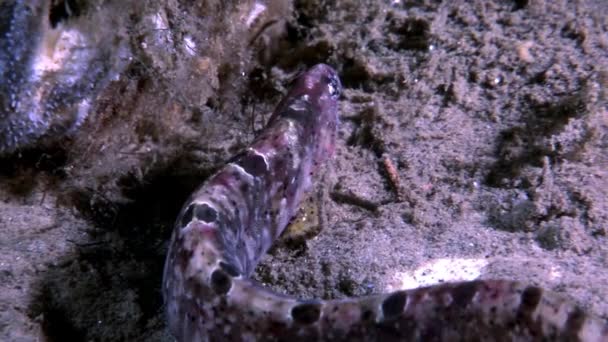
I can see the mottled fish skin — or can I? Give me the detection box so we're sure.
[162,64,608,341]
[0,1,126,154]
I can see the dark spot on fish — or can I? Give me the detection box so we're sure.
[219,261,241,277]
[193,203,218,223]
[186,276,207,299]
[238,153,268,177]
[176,247,194,271]
[361,309,375,322]
[515,286,544,337]
[565,307,586,336]
[519,286,542,315]
[382,291,407,320]
[291,302,321,325]
[211,269,232,295]
[451,281,479,308]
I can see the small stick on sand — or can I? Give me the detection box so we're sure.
[381,153,402,201]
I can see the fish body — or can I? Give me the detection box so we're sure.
[164,64,607,341]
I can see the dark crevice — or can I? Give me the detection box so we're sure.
[30,155,214,339]
[49,0,82,28]
[485,95,587,188]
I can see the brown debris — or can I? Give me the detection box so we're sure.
[381,153,402,201]
[517,41,535,63]
[330,188,379,213]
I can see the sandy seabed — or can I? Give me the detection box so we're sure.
[1,0,607,340]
